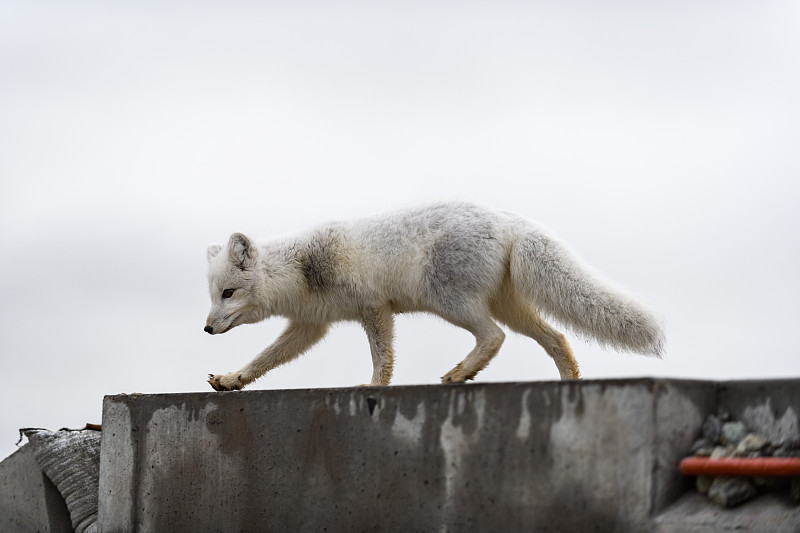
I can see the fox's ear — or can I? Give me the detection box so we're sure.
[228,232,257,270]
[207,243,223,264]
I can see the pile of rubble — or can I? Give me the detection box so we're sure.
[686,413,800,507]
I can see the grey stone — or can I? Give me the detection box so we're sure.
[783,437,800,450]
[707,476,757,507]
[772,437,800,457]
[701,414,722,443]
[753,476,777,488]
[733,433,769,457]
[774,444,800,457]
[689,438,713,456]
[791,478,800,502]
[721,421,748,446]
[711,445,734,459]
[695,446,715,457]
[695,475,713,494]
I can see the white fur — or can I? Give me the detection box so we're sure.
[205,202,664,390]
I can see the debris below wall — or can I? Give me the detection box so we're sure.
[684,413,800,508]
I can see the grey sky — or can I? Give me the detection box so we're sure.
[1,1,799,460]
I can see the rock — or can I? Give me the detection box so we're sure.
[734,433,769,457]
[702,415,722,443]
[711,445,734,459]
[690,438,714,456]
[696,445,715,457]
[721,421,748,446]
[783,437,800,449]
[791,478,800,502]
[753,476,777,489]
[708,476,758,507]
[773,445,800,458]
[696,475,713,494]
[773,438,800,457]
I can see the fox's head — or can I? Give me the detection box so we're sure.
[204,233,266,335]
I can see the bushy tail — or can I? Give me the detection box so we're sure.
[510,224,665,356]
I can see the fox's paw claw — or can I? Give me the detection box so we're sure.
[207,373,245,391]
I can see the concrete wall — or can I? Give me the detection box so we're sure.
[98,379,717,533]
[3,378,798,532]
[0,444,73,533]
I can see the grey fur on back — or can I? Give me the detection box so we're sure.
[346,202,664,356]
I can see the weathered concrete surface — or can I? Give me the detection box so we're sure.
[0,444,73,533]
[98,379,715,533]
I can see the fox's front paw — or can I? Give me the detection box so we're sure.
[207,373,245,391]
[441,372,466,384]
[441,363,473,384]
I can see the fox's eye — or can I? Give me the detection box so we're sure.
[222,289,235,299]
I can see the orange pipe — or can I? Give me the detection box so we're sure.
[680,456,800,477]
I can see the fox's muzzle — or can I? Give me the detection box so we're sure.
[204,326,214,334]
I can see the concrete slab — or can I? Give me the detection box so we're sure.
[98,379,714,532]
[0,444,73,533]
[654,491,800,533]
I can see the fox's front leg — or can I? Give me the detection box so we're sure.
[208,320,330,391]
[360,306,395,386]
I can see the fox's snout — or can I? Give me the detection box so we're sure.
[204,325,214,334]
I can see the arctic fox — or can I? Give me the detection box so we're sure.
[205,202,664,391]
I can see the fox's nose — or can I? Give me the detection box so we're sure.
[204,326,214,334]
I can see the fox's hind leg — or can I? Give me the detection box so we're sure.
[441,314,506,383]
[360,306,395,386]
[491,287,581,380]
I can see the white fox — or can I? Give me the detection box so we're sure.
[205,202,664,391]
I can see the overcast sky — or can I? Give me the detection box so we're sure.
[1,0,798,460]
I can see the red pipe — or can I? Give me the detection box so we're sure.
[680,456,800,477]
